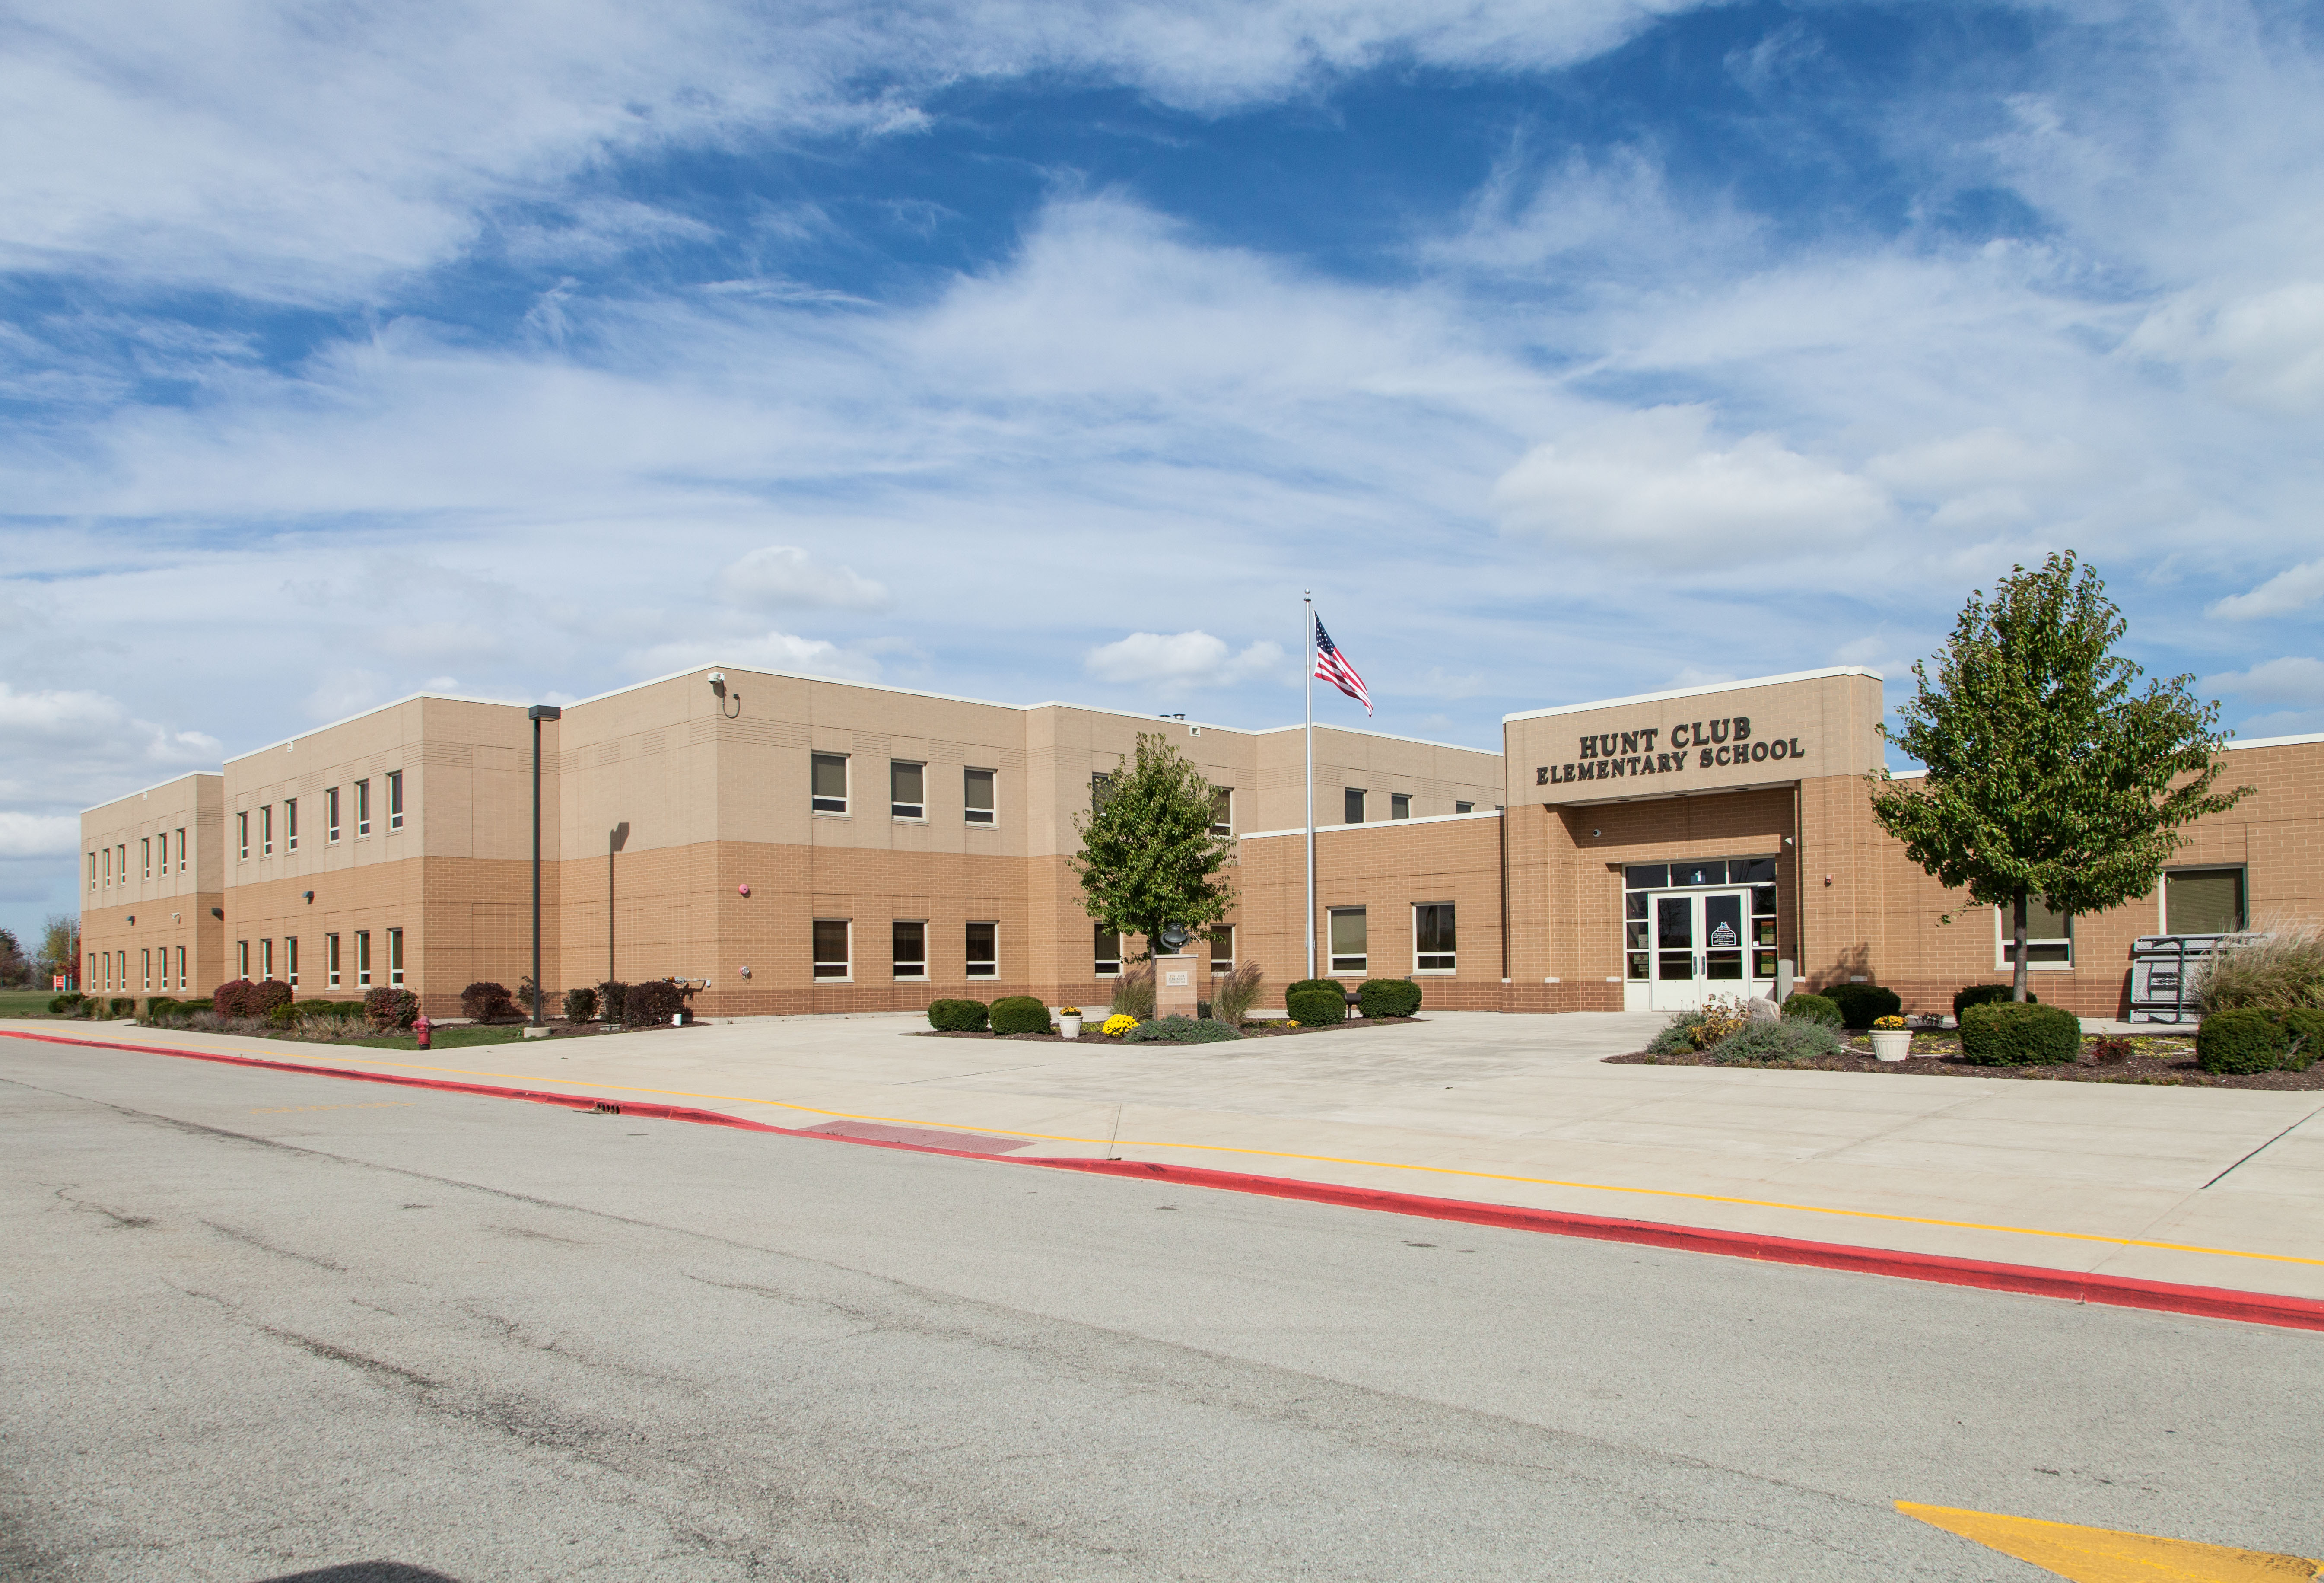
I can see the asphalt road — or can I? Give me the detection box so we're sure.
[3,1040,2318,1582]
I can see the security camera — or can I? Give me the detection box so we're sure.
[706,671,726,685]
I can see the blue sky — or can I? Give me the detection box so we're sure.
[5,0,2323,950]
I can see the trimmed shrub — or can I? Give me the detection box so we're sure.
[213,980,253,1018]
[1959,1000,2080,1066]
[245,979,292,1018]
[1649,1013,1704,1056]
[927,998,990,1032]
[1285,978,1344,1003]
[1955,983,2037,1020]
[144,997,182,1023]
[364,987,419,1032]
[47,992,83,1014]
[563,986,599,1024]
[1781,993,1841,1027]
[461,981,517,1022]
[625,979,687,1025]
[2279,1008,2324,1071]
[1121,1014,1242,1044]
[1822,982,1902,1029]
[1286,987,1346,1026]
[180,998,213,1016]
[1357,979,1423,1019]
[1707,1019,1844,1064]
[106,997,135,1018]
[266,1002,298,1028]
[597,981,628,1024]
[989,995,1051,1035]
[2196,1009,2287,1075]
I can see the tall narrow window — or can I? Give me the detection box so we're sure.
[261,805,273,857]
[86,952,95,991]
[142,948,151,991]
[286,798,299,852]
[176,828,188,872]
[175,945,186,990]
[812,919,850,978]
[287,936,299,988]
[326,933,341,988]
[88,852,96,891]
[965,921,998,979]
[890,761,925,820]
[1208,926,1233,975]
[964,767,996,825]
[2165,868,2246,935]
[1094,925,1122,977]
[356,930,372,987]
[891,921,927,980]
[356,779,371,838]
[1210,787,1233,837]
[103,846,111,886]
[1344,787,1366,824]
[811,754,849,814]
[1329,907,1368,974]
[237,812,249,860]
[118,845,126,884]
[259,938,273,980]
[326,786,341,843]
[1414,903,1456,972]
[237,940,250,979]
[1389,793,1411,820]
[387,927,404,986]
[387,771,404,831]
[141,837,151,879]
[1090,772,1112,811]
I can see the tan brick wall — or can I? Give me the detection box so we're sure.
[79,772,224,998]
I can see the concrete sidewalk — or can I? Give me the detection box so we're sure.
[7,1010,2321,1303]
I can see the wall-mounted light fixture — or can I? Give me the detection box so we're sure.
[211,907,223,919]
[125,915,134,925]
[708,671,740,718]
[302,890,314,904]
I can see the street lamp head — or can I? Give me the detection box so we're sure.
[528,704,562,722]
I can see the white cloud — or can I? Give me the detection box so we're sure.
[1085,632,1287,689]
[1491,405,1889,558]
[631,629,881,682]
[2125,282,2324,412]
[719,546,891,613]
[0,812,80,858]
[2207,656,2324,708]
[2208,558,2324,621]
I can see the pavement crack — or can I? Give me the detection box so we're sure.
[51,1186,155,1229]
[200,1218,347,1273]
[263,1326,442,1392]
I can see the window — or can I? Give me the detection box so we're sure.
[1752,885,1779,979]
[356,779,371,838]
[387,928,404,986]
[326,933,341,988]
[261,805,273,857]
[1208,926,1233,975]
[287,936,299,988]
[326,787,340,844]
[1329,907,1367,973]
[890,761,925,820]
[286,798,299,852]
[142,948,151,991]
[1344,787,1366,824]
[387,771,404,831]
[103,846,111,887]
[356,930,372,987]
[1210,787,1233,837]
[1390,793,1411,821]
[259,938,273,980]
[964,767,996,825]
[1090,772,1112,811]
[88,852,96,891]
[141,837,151,879]
[1455,801,1475,814]
[117,951,127,991]
[237,940,250,979]
[965,921,998,979]
[1998,897,2074,968]
[1094,925,1122,977]
[892,920,927,980]
[811,753,849,814]
[176,828,187,872]
[118,845,126,884]
[1414,903,1456,972]
[85,952,95,991]
[175,945,186,991]
[238,811,249,860]
[812,919,851,978]
[2165,868,2246,936]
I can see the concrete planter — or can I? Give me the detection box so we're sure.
[1870,1029,1912,1062]
[1060,1014,1083,1039]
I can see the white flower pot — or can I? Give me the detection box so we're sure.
[1869,1030,1912,1062]
[1060,1015,1082,1039]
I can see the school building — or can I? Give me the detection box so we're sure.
[78,664,2315,1021]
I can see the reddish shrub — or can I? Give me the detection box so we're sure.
[364,987,419,1031]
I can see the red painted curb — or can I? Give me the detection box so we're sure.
[12,1026,2323,1332]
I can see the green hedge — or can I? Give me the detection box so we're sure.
[47,992,83,1014]
[1286,987,1346,1026]
[1121,1015,1242,1044]
[1357,979,1422,1019]
[1959,1000,2079,1066]
[928,998,990,1032]
[563,986,599,1023]
[1284,978,1343,1003]
[989,995,1051,1035]
[1822,982,1902,1029]
[1954,983,2036,1020]
[2196,1010,2286,1075]
[1781,993,1841,1027]
[2281,1008,2324,1070]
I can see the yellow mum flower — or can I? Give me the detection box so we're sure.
[1101,1013,1139,1038]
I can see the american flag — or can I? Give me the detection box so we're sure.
[1313,617,1371,716]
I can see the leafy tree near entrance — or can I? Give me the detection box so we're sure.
[1869,553,2251,1002]
[1071,733,1235,962]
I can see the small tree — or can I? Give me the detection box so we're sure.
[1071,733,1235,959]
[1869,553,2251,1001]
[36,914,79,987]
[0,927,26,987]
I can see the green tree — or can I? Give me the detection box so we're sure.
[35,914,79,987]
[0,927,25,987]
[1869,553,2251,1001]
[1071,733,1235,959]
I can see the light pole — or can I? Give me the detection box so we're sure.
[528,704,561,1027]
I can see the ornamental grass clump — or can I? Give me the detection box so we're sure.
[1208,961,1263,1028]
[1121,1014,1241,1044]
[2192,923,2324,1013]
[1109,962,1155,1020]
[1706,1020,1843,1064]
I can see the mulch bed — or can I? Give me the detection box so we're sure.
[917,1017,1422,1042]
[1607,1031,2324,1090]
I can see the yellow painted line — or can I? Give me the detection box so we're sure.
[1899,1502,2321,1581]
[43,1029,2324,1273]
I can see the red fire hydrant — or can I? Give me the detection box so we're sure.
[413,1013,432,1050]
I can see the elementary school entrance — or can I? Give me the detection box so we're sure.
[1624,856,1782,1011]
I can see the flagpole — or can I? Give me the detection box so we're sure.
[1304,590,1316,981]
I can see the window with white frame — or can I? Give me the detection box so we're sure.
[1208,926,1232,975]
[2164,868,2246,935]
[1455,801,1475,814]
[326,786,340,843]
[1094,924,1121,977]
[326,933,341,988]
[103,846,111,886]
[1997,896,2073,968]
[387,772,404,831]
[811,754,849,815]
[965,921,997,979]
[356,779,371,837]
[1329,907,1367,973]
[964,767,995,825]
[287,936,299,988]
[286,798,299,852]
[175,945,186,990]
[890,761,925,820]
[1344,787,1366,824]
[1210,787,1233,837]
[176,828,188,872]
[1389,793,1411,820]
[142,948,151,990]
[259,938,273,980]
[1414,902,1456,972]
[812,919,850,978]
[237,940,250,979]
[1090,772,1112,811]
[387,927,404,986]
[892,920,927,980]
[261,805,273,857]
[237,812,249,860]
[141,837,151,879]
[88,851,96,891]
[356,930,372,987]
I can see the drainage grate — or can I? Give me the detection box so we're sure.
[590,1102,623,1115]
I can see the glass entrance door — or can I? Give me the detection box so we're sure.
[1648,889,1753,1010]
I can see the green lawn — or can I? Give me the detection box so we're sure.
[342,1026,530,1051]
[0,987,65,1018]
